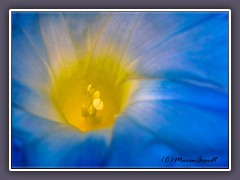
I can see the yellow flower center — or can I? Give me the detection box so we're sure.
[49,44,137,132]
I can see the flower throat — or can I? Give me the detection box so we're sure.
[49,46,137,132]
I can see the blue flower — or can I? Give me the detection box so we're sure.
[11,11,229,168]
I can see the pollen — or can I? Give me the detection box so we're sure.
[81,85,104,123]
[93,98,104,111]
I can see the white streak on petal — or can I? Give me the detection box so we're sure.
[12,80,63,123]
[40,13,77,75]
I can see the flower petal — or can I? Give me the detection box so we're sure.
[39,13,78,74]
[12,12,50,88]
[104,116,178,167]
[129,79,228,110]
[12,79,61,123]
[107,109,228,167]
[78,12,142,71]
[129,12,229,91]
[126,79,228,150]
[105,79,228,167]
[12,107,112,168]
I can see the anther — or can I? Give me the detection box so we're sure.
[87,84,95,97]
[93,98,104,111]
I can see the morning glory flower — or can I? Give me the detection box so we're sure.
[11,11,229,168]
